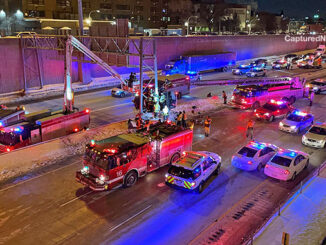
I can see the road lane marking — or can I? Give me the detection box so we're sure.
[92,102,133,112]
[60,190,94,207]
[0,160,80,193]
[109,204,152,232]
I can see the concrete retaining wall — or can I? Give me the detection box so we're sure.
[0,35,323,95]
[0,120,127,182]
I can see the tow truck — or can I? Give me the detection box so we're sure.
[165,151,221,193]
[230,77,303,110]
[254,99,294,122]
[76,122,193,191]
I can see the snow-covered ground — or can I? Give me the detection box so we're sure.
[254,164,326,245]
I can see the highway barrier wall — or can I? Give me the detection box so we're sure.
[0,120,127,182]
[0,34,323,95]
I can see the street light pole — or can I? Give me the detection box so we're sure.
[77,0,84,36]
[185,16,198,35]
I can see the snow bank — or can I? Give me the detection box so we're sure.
[0,121,128,182]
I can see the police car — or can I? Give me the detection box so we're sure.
[246,67,266,77]
[232,141,278,171]
[302,123,326,148]
[279,110,314,134]
[232,64,252,75]
[264,149,309,181]
[165,151,221,193]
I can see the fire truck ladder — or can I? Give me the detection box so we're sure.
[69,36,126,86]
[193,77,295,87]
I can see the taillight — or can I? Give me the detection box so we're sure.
[284,170,290,175]
[85,108,90,113]
[74,128,79,132]
[265,164,269,168]
[248,161,253,165]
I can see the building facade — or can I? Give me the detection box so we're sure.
[21,0,169,29]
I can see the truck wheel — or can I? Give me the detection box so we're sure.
[170,153,180,164]
[252,102,260,110]
[123,171,138,188]
[120,92,126,98]
[196,183,204,193]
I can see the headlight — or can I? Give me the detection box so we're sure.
[99,174,106,181]
[318,139,325,144]
[191,181,196,187]
[303,135,307,140]
[290,126,296,129]
[236,69,240,72]
[165,173,169,178]
[264,113,270,116]
[279,122,284,127]
[81,166,89,174]
[313,87,318,90]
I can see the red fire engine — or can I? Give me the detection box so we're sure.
[76,122,193,191]
[0,109,90,153]
[230,78,304,110]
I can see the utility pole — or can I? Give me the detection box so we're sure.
[77,0,84,83]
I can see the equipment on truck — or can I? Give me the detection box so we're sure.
[230,77,304,110]
[0,107,25,127]
[76,122,193,191]
[133,74,190,112]
[163,52,236,76]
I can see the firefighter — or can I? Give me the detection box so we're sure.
[145,120,151,132]
[246,119,255,140]
[309,90,314,106]
[204,116,212,137]
[222,91,227,104]
[154,102,160,118]
[177,112,182,126]
[136,116,142,129]
[286,58,291,70]
[188,120,195,131]
[162,105,169,121]
[182,110,187,128]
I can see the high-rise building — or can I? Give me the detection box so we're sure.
[21,0,169,29]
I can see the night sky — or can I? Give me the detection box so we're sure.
[258,0,326,18]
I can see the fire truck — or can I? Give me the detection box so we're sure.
[0,108,90,152]
[0,107,25,127]
[76,122,193,191]
[230,78,304,110]
[133,74,190,111]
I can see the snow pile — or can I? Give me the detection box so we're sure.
[0,121,128,182]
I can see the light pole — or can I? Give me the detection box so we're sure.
[86,10,100,26]
[185,16,198,35]
[246,15,259,35]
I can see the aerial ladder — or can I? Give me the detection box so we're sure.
[63,35,127,112]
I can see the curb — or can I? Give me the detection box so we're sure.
[246,160,326,244]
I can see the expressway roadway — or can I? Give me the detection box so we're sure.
[1,60,326,244]
[1,88,326,244]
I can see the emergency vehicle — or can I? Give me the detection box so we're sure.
[272,59,288,69]
[0,108,90,152]
[264,149,309,181]
[230,78,303,110]
[314,45,325,56]
[302,123,326,148]
[254,99,294,122]
[305,79,326,94]
[232,64,252,75]
[297,55,322,69]
[279,110,314,134]
[232,141,278,171]
[165,151,221,193]
[76,122,193,191]
[0,107,25,127]
[246,67,266,77]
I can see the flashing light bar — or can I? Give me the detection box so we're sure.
[85,108,90,113]
[90,140,95,146]
[0,121,2,127]
[103,148,117,154]
[293,110,307,117]
[270,99,284,105]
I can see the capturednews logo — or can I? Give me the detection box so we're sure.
[285,34,326,43]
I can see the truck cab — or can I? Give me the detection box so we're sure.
[165,151,221,193]
[76,122,193,191]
